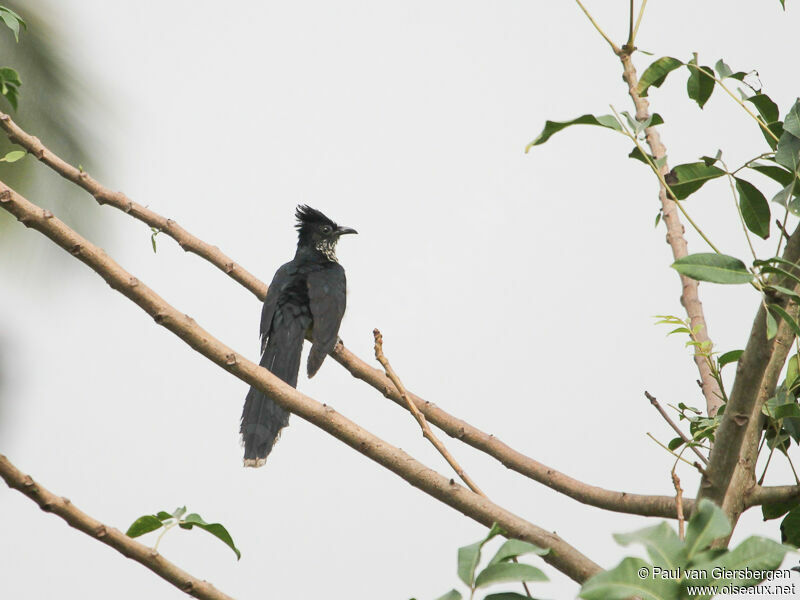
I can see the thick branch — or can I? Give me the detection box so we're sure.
[0,183,601,584]
[619,53,723,418]
[0,454,234,600]
[747,484,800,507]
[700,225,800,521]
[0,110,685,520]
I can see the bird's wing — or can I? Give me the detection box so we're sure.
[259,262,292,353]
[306,263,347,377]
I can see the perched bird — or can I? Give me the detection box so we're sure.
[240,205,357,466]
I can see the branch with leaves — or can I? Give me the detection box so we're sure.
[0,454,235,600]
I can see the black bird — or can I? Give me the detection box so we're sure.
[240,205,357,466]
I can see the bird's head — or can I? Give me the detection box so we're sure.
[295,205,357,261]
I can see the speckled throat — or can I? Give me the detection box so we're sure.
[315,238,338,262]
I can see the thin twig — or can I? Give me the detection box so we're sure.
[574,0,620,54]
[646,433,706,474]
[373,329,530,597]
[671,470,685,540]
[630,0,648,47]
[373,329,486,496]
[645,391,709,466]
[0,454,235,600]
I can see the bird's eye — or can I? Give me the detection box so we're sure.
[321,225,332,234]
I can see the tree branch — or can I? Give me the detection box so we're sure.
[618,53,724,418]
[0,454,235,600]
[0,182,602,584]
[747,484,800,507]
[0,110,688,520]
[700,226,800,523]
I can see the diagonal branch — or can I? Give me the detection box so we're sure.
[0,454,235,600]
[618,52,723,418]
[0,109,689,520]
[0,182,602,584]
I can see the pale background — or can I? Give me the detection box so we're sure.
[1,1,799,598]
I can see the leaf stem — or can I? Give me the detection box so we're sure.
[574,0,620,54]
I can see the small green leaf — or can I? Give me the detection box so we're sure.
[156,511,173,521]
[637,56,683,97]
[749,163,795,187]
[746,94,780,124]
[434,590,462,600]
[766,309,778,339]
[613,522,684,569]
[668,437,684,450]
[718,349,744,367]
[776,132,800,174]
[767,284,800,302]
[695,536,792,586]
[714,59,746,81]
[525,114,622,150]
[579,557,680,600]
[762,498,800,521]
[125,515,165,538]
[457,526,503,586]
[665,162,725,199]
[684,499,732,559]
[180,513,241,560]
[672,253,753,284]
[474,563,548,588]
[0,9,24,43]
[686,55,715,109]
[482,594,530,600]
[784,99,800,139]
[767,304,800,338]
[487,539,549,567]
[0,149,25,162]
[735,177,771,239]
[172,506,187,519]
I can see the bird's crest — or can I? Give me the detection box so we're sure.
[295,205,336,231]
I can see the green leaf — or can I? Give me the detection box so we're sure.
[684,499,731,559]
[767,309,778,340]
[0,150,25,162]
[734,178,771,239]
[0,8,24,43]
[672,253,753,285]
[457,525,503,586]
[579,557,680,600]
[686,56,715,109]
[749,163,795,187]
[767,284,800,302]
[714,59,746,81]
[434,590,462,600]
[784,99,800,138]
[637,56,683,97]
[767,303,800,338]
[474,563,548,588]
[762,498,800,521]
[487,539,549,567]
[665,162,725,199]
[172,506,187,519]
[525,114,622,150]
[483,594,530,600]
[781,506,800,545]
[613,522,684,569]
[668,437,684,450]
[696,536,791,586]
[788,354,800,390]
[776,132,800,173]
[156,511,173,521]
[746,94,780,124]
[180,513,241,560]
[125,515,165,538]
[759,264,800,289]
[718,349,744,367]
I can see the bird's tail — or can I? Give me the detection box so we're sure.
[240,313,307,467]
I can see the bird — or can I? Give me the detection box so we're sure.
[240,205,357,467]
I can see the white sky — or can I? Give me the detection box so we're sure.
[2,1,800,598]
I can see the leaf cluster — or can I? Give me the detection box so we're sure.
[580,500,792,600]
[125,505,241,560]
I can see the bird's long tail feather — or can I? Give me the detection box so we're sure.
[240,310,308,466]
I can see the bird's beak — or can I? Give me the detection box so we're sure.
[336,226,358,236]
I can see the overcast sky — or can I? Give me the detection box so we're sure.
[2,1,799,599]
